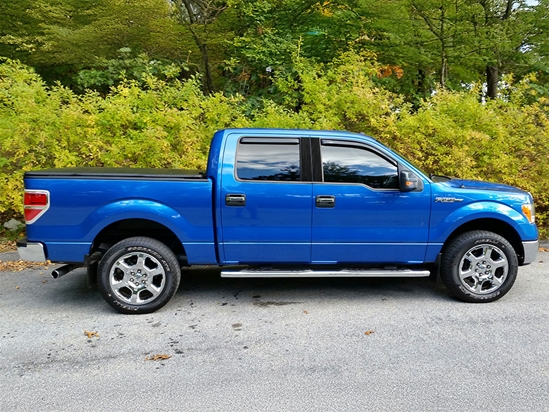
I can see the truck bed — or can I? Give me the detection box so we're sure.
[23,168,215,264]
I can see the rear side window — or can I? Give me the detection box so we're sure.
[236,138,301,181]
[321,143,398,189]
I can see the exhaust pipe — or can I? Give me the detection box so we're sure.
[52,264,78,279]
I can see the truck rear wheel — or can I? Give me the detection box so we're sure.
[440,230,518,303]
[98,237,181,314]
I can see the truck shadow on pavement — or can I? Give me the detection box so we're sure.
[176,267,451,304]
[16,266,452,314]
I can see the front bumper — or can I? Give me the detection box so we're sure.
[522,240,539,265]
[17,239,47,262]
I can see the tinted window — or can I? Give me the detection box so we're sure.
[321,144,398,189]
[237,139,301,181]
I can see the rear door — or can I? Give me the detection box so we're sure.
[311,138,431,264]
[219,134,313,264]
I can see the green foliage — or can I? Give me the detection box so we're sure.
[74,49,189,93]
[223,0,378,96]
[0,0,41,61]
[391,84,549,232]
[0,58,249,215]
[270,51,402,139]
[1,57,548,237]
[2,0,549,104]
[0,0,193,87]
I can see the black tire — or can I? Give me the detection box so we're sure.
[440,230,518,303]
[98,237,181,314]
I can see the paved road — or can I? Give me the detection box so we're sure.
[1,250,548,412]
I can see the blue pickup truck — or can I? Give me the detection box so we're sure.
[17,128,539,313]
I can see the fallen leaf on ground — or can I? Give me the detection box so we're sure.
[0,259,51,272]
[364,331,375,335]
[303,310,309,314]
[145,354,171,361]
[539,247,549,252]
[84,330,99,338]
[0,241,16,253]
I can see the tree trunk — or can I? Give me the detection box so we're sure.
[197,41,214,95]
[486,65,498,100]
[440,56,447,88]
[479,0,514,99]
[179,0,215,95]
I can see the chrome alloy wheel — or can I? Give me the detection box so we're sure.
[109,251,166,305]
[458,244,508,295]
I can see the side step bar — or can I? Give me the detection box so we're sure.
[221,268,431,278]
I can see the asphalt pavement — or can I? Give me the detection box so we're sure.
[1,248,548,412]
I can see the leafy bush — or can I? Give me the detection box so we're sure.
[391,86,549,233]
[1,57,548,237]
[270,56,549,235]
[0,59,249,216]
[74,49,189,93]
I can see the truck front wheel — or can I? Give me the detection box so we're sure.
[98,237,181,314]
[440,231,518,303]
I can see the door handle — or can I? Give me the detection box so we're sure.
[316,195,335,208]
[225,194,246,206]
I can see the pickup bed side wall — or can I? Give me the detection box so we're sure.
[25,177,217,264]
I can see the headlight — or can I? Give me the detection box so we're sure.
[522,201,535,224]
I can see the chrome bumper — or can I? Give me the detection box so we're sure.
[17,239,47,262]
[522,240,539,265]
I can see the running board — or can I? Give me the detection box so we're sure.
[221,268,431,278]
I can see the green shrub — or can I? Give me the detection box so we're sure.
[391,87,549,233]
[1,58,548,237]
[0,60,250,216]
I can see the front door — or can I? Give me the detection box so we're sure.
[311,139,431,264]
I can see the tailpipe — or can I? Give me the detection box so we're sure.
[52,264,78,279]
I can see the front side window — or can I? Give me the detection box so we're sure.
[236,138,301,181]
[321,143,398,189]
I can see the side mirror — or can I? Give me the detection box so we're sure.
[399,170,418,192]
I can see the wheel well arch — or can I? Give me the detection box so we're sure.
[90,218,187,265]
[443,218,525,263]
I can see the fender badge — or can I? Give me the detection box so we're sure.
[435,197,464,203]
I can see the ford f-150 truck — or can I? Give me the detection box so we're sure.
[17,128,539,313]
